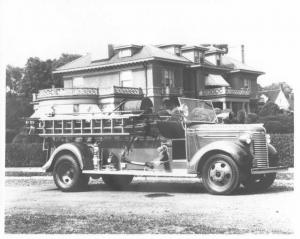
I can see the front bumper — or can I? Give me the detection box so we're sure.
[251,166,289,175]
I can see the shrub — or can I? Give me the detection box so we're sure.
[237,110,246,123]
[5,143,46,167]
[259,102,280,116]
[246,113,258,123]
[270,133,294,167]
[259,114,294,133]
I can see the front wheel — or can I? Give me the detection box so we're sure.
[242,173,276,192]
[201,154,240,195]
[102,175,134,189]
[53,154,87,192]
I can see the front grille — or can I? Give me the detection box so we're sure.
[252,132,269,168]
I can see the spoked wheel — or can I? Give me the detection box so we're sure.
[201,154,240,195]
[242,173,276,192]
[53,154,88,192]
[102,175,134,190]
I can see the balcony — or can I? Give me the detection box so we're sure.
[36,88,98,100]
[99,86,143,96]
[199,87,250,98]
[34,86,143,101]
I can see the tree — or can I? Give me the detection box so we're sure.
[20,57,53,97]
[6,65,23,93]
[5,53,82,142]
[262,82,293,98]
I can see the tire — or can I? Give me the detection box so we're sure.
[53,154,86,192]
[102,175,134,189]
[201,154,240,195]
[242,173,276,192]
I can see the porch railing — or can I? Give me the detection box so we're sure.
[199,87,250,97]
[35,86,143,100]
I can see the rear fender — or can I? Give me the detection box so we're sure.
[42,142,93,172]
[188,141,252,175]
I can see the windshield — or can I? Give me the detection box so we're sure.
[178,98,217,123]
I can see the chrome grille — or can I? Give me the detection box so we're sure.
[252,132,269,168]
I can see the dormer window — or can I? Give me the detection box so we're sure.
[194,51,200,63]
[174,47,181,56]
[200,52,204,63]
[157,44,184,56]
[216,54,221,66]
[119,49,132,58]
[181,46,208,63]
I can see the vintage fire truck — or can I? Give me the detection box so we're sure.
[26,97,287,195]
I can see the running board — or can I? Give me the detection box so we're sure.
[82,169,198,178]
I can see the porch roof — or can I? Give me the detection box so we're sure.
[205,74,230,87]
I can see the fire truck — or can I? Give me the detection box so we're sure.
[26,97,287,195]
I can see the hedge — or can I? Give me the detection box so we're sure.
[259,114,294,134]
[5,134,294,168]
[5,143,46,167]
[270,133,294,167]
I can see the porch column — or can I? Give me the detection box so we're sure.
[247,103,250,113]
[242,102,246,111]
[229,102,233,111]
[222,101,226,110]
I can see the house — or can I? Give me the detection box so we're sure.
[32,44,264,115]
[258,87,291,111]
[182,45,264,113]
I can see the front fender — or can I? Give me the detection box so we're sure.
[42,142,93,172]
[188,141,252,174]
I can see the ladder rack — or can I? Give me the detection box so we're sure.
[28,115,141,137]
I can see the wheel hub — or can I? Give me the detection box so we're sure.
[60,169,74,185]
[209,161,232,185]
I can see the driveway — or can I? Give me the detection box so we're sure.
[5,174,294,234]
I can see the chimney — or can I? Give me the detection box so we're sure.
[108,44,114,58]
[241,44,245,63]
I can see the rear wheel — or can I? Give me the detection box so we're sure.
[102,175,134,189]
[53,154,87,192]
[242,173,276,192]
[201,154,240,195]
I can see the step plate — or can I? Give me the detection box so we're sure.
[82,169,198,178]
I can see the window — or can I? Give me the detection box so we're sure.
[194,51,200,63]
[73,77,84,87]
[162,69,175,87]
[174,47,181,56]
[73,104,79,113]
[216,54,221,65]
[243,79,250,88]
[120,70,133,87]
[119,49,132,58]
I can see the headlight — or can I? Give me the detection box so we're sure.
[239,133,252,144]
[266,134,271,144]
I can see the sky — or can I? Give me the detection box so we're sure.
[1,0,299,88]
